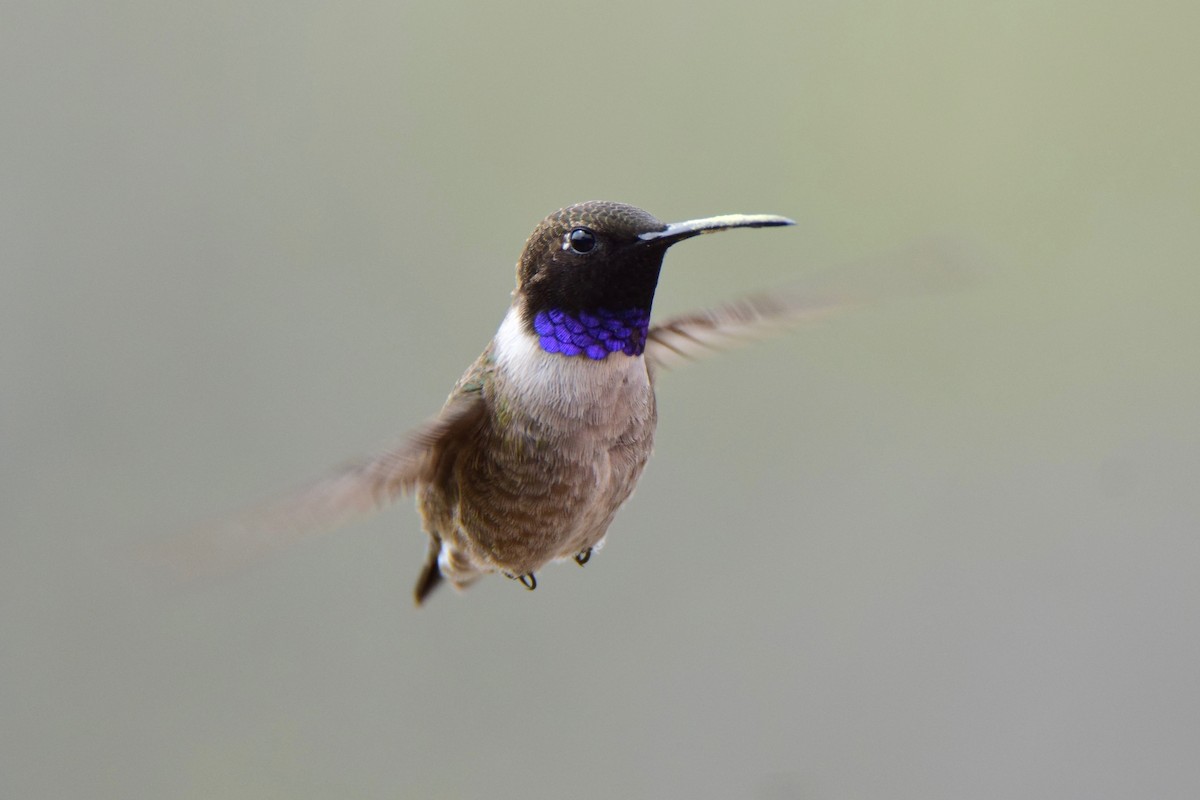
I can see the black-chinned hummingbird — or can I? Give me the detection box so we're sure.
[171,201,959,604]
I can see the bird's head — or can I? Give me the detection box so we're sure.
[513,200,793,359]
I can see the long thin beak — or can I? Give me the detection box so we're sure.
[638,213,795,245]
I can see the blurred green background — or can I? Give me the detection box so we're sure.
[4,2,1199,798]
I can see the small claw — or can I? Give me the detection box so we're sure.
[574,548,592,566]
[517,573,537,591]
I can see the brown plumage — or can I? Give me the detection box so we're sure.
[156,202,969,605]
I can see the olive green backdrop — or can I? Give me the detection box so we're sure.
[4,2,1199,798]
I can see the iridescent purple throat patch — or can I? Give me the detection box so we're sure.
[533,307,650,359]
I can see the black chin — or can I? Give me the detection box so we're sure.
[521,250,665,326]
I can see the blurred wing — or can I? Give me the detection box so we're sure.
[645,290,850,371]
[145,390,485,581]
[645,237,977,371]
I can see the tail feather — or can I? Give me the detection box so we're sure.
[413,539,445,606]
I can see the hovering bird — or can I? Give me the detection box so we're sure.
[171,201,961,604]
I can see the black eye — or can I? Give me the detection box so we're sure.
[567,227,597,254]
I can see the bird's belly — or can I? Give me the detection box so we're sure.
[553,436,650,558]
[454,421,653,575]
[442,356,656,577]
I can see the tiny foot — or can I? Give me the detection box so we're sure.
[517,573,537,591]
[574,548,592,566]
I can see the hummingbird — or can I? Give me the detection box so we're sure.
[170,201,961,605]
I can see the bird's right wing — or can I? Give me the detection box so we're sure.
[144,387,487,581]
[645,237,976,371]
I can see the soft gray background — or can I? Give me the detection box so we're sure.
[4,2,1199,798]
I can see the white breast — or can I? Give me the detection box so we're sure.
[492,306,653,425]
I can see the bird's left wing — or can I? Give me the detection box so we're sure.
[645,237,975,371]
[645,289,849,371]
